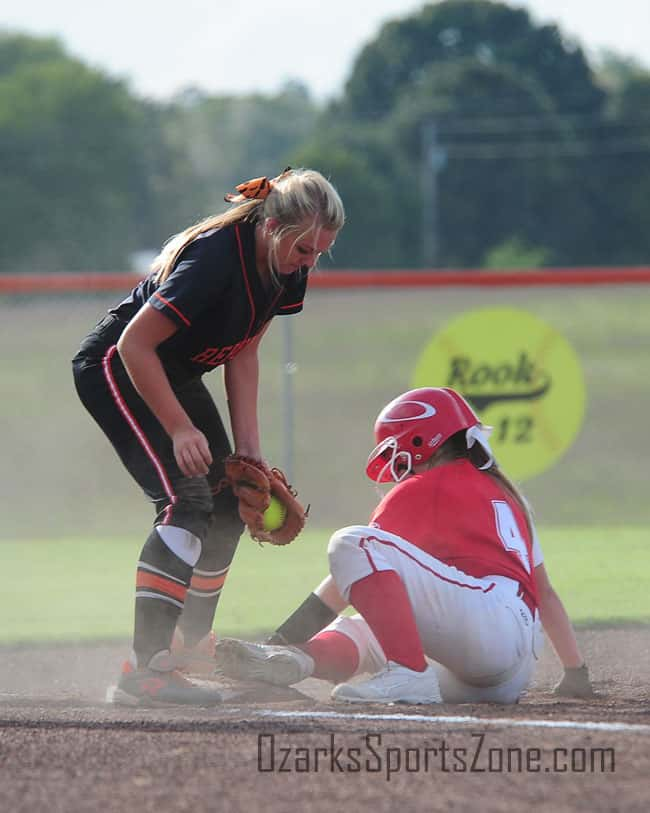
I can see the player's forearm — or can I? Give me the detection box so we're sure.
[225,350,261,458]
[538,588,584,669]
[116,338,192,437]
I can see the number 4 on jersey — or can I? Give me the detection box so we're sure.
[492,500,531,574]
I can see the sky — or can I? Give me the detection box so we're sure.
[2,1,649,101]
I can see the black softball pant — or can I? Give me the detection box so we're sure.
[72,334,244,644]
[73,339,242,537]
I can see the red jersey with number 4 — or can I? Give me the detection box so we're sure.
[369,459,538,605]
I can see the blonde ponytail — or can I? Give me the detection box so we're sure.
[153,200,263,284]
[152,168,345,285]
[485,466,535,541]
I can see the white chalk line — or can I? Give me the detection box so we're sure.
[256,709,650,734]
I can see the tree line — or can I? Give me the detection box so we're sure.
[2,0,650,273]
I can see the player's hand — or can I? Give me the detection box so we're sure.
[553,663,596,698]
[172,425,212,477]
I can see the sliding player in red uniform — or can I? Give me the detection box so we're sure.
[72,168,344,706]
[216,387,593,704]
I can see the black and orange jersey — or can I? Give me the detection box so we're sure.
[81,220,307,385]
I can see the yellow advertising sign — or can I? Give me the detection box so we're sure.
[412,307,586,480]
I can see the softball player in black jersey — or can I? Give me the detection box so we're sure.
[72,168,344,706]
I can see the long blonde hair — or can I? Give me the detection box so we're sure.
[428,432,535,540]
[152,168,345,284]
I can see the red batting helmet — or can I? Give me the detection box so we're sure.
[365,387,483,483]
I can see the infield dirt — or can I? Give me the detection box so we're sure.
[1,624,648,812]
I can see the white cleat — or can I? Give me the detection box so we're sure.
[214,638,315,686]
[331,661,442,705]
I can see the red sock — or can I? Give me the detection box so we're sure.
[301,631,360,683]
[349,570,427,672]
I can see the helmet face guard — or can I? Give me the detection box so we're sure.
[365,387,492,483]
[366,436,413,484]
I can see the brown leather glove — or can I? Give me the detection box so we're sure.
[224,455,307,545]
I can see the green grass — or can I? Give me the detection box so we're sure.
[540,527,649,624]
[1,526,647,644]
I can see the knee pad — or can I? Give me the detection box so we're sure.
[155,477,214,540]
[139,528,194,585]
[157,525,202,567]
[174,477,214,513]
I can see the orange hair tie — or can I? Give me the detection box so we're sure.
[235,176,272,200]
[224,167,292,203]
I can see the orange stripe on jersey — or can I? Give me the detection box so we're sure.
[190,573,227,592]
[152,292,191,327]
[279,301,303,310]
[137,571,188,601]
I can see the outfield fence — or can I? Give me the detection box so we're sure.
[2,268,649,539]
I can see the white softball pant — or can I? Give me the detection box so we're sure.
[326,525,543,704]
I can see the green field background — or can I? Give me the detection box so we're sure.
[2,284,649,640]
[2,527,648,643]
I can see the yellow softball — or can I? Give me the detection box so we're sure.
[263,496,287,532]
